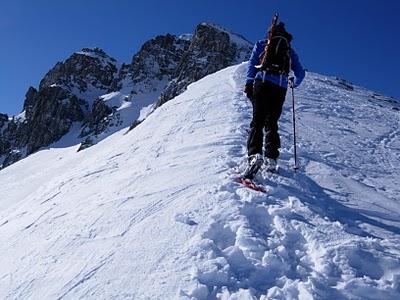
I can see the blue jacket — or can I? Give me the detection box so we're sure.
[246,40,305,88]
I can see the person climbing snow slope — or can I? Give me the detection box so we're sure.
[243,14,305,180]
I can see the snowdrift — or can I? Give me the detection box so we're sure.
[0,64,399,299]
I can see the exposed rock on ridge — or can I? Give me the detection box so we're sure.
[0,48,118,167]
[129,34,191,94]
[39,47,118,96]
[156,23,252,107]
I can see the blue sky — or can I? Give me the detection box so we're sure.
[1,0,399,115]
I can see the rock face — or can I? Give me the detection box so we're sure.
[0,113,8,128]
[0,114,10,161]
[129,34,191,94]
[112,34,190,94]
[24,86,85,154]
[156,23,252,107]
[0,48,118,167]
[78,98,115,151]
[23,87,38,117]
[0,23,252,169]
[39,48,118,96]
[0,86,85,161]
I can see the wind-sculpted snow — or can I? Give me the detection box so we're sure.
[0,64,399,299]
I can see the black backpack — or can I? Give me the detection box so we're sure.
[257,17,292,75]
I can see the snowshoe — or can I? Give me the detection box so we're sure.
[236,177,267,193]
[242,154,264,180]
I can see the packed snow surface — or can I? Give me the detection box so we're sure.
[0,64,399,299]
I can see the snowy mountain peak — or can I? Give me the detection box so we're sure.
[76,47,115,60]
[178,33,194,41]
[155,22,252,108]
[39,48,118,94]
[199,22,253,48]
[126,33,191,93]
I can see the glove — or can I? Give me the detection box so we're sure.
[244,83,253,100]
[288,77,300,88]
[288,77,295,88]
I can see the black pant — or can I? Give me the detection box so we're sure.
[247,80,287,159]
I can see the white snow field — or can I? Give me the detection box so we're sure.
[0,63,399,299]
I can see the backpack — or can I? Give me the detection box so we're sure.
[257,16,292,75]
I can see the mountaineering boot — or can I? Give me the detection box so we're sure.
[243,154,264,180]
[265,158,277,172]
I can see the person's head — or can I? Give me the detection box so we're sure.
[268,21,293,42]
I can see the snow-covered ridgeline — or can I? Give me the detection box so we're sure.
[0,64,399,299]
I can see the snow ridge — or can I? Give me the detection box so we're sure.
[0,63,399,299]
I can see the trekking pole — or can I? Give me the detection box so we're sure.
[289,77,298,171]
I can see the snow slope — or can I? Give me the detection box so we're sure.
[0,64,399,299]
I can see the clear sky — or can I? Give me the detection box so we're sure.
[1,0,399,115]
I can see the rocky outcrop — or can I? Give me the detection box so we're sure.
[0,48,117,167]
[23,87,38,116]
[24,86,85,154]
[130,34,191,93]
[40,48,118,96]
[0,113,8,128]
[114,34,191,94]
[80,98,114,138]
[0,119,19,168]
[2,149,22,169]
[155,23,252,107]
[0,86,85,163]
[0,114,11,158]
